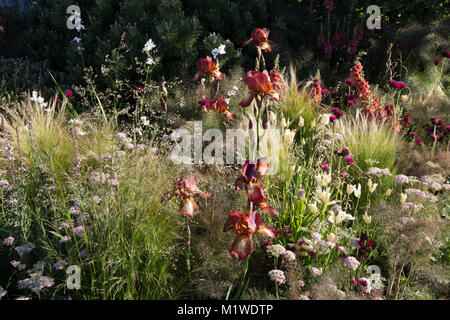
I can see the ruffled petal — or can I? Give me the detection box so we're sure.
[230,233,253,260]
[242,160,258,183]
[239,92,256,108]
[185,176,211,198]
[223,110,236,121]
[260,203,277,217]
[246,183,267,204]
[257,225,276,238]
[179,198,198,217]
[267,89,280,102]
[257,157,270,181]
[192,71,202,82]
[235,176,247,191]
[241,39,252,47]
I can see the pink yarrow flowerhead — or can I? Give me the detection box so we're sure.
[3,236,14,246]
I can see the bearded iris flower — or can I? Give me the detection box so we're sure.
[223,210,275,260]
[239,70,280,107]
[242,28,271,52]
[198,96,236,121]
[235,158,277,216]
[192,56,224,82]
[163,177,211,218]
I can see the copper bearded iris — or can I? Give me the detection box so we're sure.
[239,70,281,108]
[192,56,224,82]
[235,158,277,216]
[242,28,271,52]
[198,96,236,121]
[224,210,275,260]
[163,177,211,218]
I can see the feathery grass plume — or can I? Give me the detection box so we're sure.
[338,109,402,195]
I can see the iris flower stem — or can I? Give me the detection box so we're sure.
[185,218,193,298]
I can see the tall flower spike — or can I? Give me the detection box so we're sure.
[239,70,280,108]
[224,210,275,260]
[242,28,271,52]
[235,158,277,216]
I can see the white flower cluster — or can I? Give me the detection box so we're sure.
[142,39,156,53]
[266,244,286,258]
[142,39,158,65]
[268,269,286,284]
[17,276,55,294]
[15,243,35,257]
[404,188,438,202]
[227,85,239,97]
[343,256,360,270]
[328,210,355,225]
[30,91,49,110]
[211,44,226,59]
[394,174,410,184]
[73,11,85,32]
[367,167,391,177]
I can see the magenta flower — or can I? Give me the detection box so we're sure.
[321,162,329,171]
[434,59,441,66]
[329,114,337,123]
[331,107,344,119]
[431,134,440,141]
[388,80,407,89]
[345,78,353,85]
[56,98,62,104]
[346,157,355,165]
[321,89,328,95]
[409,132,416,137]
[348,100,355,105]
[416,137,423,145]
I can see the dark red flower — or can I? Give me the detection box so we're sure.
[242,28,271,52]
[401,113,412,127]
[240,70,280,107]
[224,210,275,260]
[346,157,354,165]
[199,96,236,121]
[331,107,344,119]
[192,57,224,82]
[434,59,441,66]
